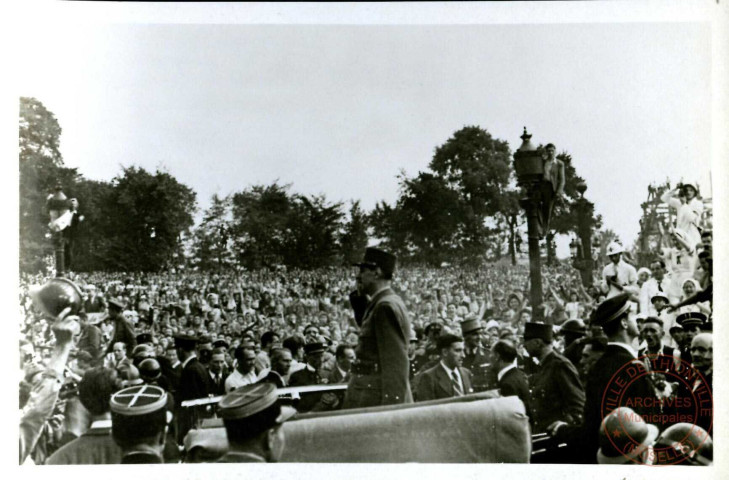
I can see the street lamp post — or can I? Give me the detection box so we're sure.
[513,127,545,322]
[46,182,70,277]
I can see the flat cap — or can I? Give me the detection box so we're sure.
[111,385,167,417]
[213,339,230,350]
[592,293,632,327]
[219,382,296,423]
[523,322,553,342]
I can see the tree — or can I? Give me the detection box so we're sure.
[231,182,293,269]
[102,166,197,271]
[339,200,370,265]
[191,194,233,271]
[282,194,344,269]
[19,97,80,272]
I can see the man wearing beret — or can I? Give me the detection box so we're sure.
[174,334,211,441]
[415,333,473,402]
[523,322,584,434]
[550,293,659,464]
[218,383,296,462]
[343,247,413,408]
[110,385,171,463]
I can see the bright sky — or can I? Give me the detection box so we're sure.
[11,2,724,256]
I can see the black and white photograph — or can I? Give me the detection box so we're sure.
[12,1,727,475]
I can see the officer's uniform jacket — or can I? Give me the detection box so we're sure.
[344,287,413,409]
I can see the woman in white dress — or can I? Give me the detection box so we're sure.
[661,183,704,250]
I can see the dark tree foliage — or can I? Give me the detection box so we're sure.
[230,183,345,269]
[101,167,197,271]
[339,201,370,266]
[191,194,233,272]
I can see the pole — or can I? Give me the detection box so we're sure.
[53,232,65,277]
[521,190,543,322]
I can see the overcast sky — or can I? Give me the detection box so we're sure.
[15,6,717,256]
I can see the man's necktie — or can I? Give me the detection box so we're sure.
[658,282,663,292]
[451,371,464,396]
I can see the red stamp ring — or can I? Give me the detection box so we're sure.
[600,354,712,465]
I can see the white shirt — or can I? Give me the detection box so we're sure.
[497,361,518,383]
[639,275,677,315]
[224,368,258,392]
[601,260,638,299]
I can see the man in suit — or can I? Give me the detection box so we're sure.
[523,322,585,434]
[161,344,182,396]
[460,318,493,392]
[550,293,659,464]
[492,340,530,416]
[208,352,228,396]
[174,334,210,442]
[415,333,473,401]
[328,344,356,384]
[343,247,413,409]
[538,143,565,236]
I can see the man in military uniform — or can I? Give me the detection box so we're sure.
[343,247,413,409]
[289,342,329,412]
[217,383,296,462]
[676,311,707,364]
[460,317,493,391]
[110,384,171,463]
[523,322,585,434]
[550,293,659,464]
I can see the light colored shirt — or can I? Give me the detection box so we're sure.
[225,369,258,392]
[601,260,638,299]
[639,275,677,315]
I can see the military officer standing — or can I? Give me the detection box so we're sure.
[523,322,585,434]
[343,247,413,409]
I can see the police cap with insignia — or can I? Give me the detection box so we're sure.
[592,293,632,328]
[676,311,707,329]
[174,334,198,350]
[219,383,296,441]
[523,322,553,342]
[110,385,169,447]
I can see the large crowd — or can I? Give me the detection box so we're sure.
[19,183,714,465]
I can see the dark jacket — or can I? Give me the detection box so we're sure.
[498,366,531,417]
[530,349,585,433]
[178,357,210,403]
[343,288,413,409]
[105,316,137,355]
[463,345,494,391]
[558,344,658,464]
[415,363,473,402]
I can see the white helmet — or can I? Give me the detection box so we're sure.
[606,242,624,256]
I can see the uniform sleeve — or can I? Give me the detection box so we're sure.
[373,302,410,405]
[555,360,586,425]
